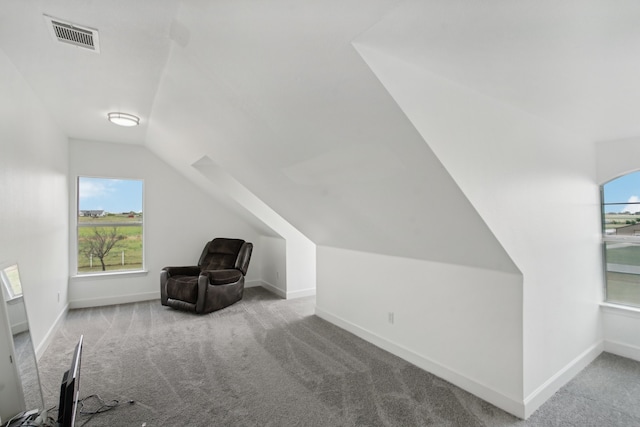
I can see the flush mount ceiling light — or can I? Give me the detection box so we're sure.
[107,112,140,127]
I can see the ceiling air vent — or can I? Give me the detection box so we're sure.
[44,15,100,53]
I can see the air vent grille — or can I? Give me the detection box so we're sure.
[44,15,100,53]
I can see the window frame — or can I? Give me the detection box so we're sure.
[601,176,640,308]
[75,176,145,276]
[0,263,23,301]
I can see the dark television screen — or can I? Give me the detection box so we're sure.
[57,335,83,427]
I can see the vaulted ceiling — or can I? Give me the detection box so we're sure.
[1,0,638,266]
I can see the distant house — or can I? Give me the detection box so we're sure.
[612,223,640,236]
[80,210,105,217]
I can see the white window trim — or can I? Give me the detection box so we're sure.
[600,302,640,319]
[70,269,149,281]
[601,178,640,308]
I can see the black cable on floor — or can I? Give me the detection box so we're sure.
[77,394,120,427]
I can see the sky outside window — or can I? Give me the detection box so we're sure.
[78,177,143,213]
[603,171,640,213]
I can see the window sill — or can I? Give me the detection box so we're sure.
[70,270,149,281]
[600,302,640,319]
[5,294,23,304]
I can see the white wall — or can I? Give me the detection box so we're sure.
[0,48,69,419]
[316,246,524,415]
[596,136,640,184]
[597,137,640,362]
[68,139,264,307]
[146,43,319,298]
[188,156,317,299]
[353,44,604,418]
[285,235,316,298]
[149,41,517,275]
[602,305,640,361]
[259,236,287,297]
[6,299,29,335]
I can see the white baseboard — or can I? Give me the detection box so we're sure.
[68,282,314,309]
[523,341,603,418]
[286,287,316,299]
[245,280,263,288]
[35,303,68,360]
[600,303,640,362]
[249,280,316,300]
[604,339,640,362]
[315,306,525,419]
[258,281,286,298]
[69,291,160,309]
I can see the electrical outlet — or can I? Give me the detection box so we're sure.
[388,312,394,324]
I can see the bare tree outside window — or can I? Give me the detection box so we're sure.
[79,227,126,271]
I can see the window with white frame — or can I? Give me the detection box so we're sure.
[602,171,640,307]
[77,177,144,274]
[1,264,23,300]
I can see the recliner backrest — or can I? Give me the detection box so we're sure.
[198,238,246,271]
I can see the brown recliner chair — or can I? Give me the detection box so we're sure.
[161,238,253,314]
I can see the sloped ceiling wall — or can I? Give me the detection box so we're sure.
[350,3,604,402]
[1,0,637,275]
[146,0,517,273]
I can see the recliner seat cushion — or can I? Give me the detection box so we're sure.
[166,276,199,304]
[202,269,242,285]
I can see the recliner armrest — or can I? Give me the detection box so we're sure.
[200,269,243,285]
[235,242,253,275]
[162,266,201,277]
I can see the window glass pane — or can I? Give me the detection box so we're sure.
[77,177,143,274]
[604,242,640,307]
[1,264,23,299]
[603,171,640,235]
[602,171,640,307]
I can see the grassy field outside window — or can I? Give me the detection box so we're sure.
[77,216,143,273]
